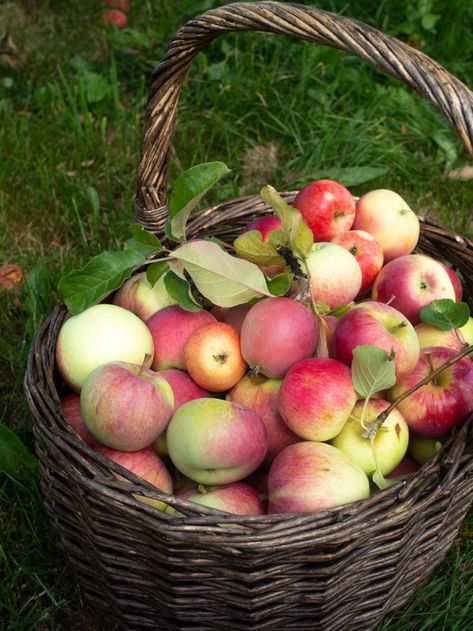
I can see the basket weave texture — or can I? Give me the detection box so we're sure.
[25,3,473,630]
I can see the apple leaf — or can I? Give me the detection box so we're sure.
[172,240,275,308]
[233,230,286,266]
[163,271,202,312]
[128,223,163,251]
[169,162,231,240]
[146,260,169,287]
[58,248,149,314]
[419,299,470,330]
[351,345,396,399]
[0,424,38,483]
[266,272,292,297]
[328,303,354,317]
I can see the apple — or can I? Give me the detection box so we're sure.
[408,433,443,465]
[240,297,318,378]
[331,399,409,476]
[353,189,419,262]
[440,263,463,301]
[415,322,466,352]
[305,242,362,309]
[292,179,356,242]
[244,215,284,241]
[101,9,127,28]
[96,446,173,511]
[278,358,357,441]
[80,361,174,451]
[331,229,384,295]
[56,304,154,392]
[147,305,215,371]
[386,456,419,479]
[179,482,265,516]
[113,272,176,321]
[183,321,247,392]
[334,301,420,380]
[371,254,456,325]
[210,303,252,334]
[227,374,299,465]
[60,394,98,447]
[166,398,267,485]
[152,369,209,457]
[388,346,473,437]
[268,441,370,514]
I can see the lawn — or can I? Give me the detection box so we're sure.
[1,0,473,629]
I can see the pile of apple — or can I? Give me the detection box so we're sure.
[56,180,473,516]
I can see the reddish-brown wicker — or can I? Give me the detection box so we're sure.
[24,2,473,630]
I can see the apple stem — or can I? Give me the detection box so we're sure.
[424,351,439,385]
[138,353,151,377]
[362,344,473,440]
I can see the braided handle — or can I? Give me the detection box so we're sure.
[135,1,473,229]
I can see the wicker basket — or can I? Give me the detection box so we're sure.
[24,2,473,630]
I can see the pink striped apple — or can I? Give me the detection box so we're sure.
[113,271,176,321]
[331,229,384,295]
[268,441,370,514]
[179,482,265,516]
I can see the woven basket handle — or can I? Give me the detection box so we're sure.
[135,1,473,229]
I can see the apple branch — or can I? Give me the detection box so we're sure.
[362,344,473,440]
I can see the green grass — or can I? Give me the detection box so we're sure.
[1,0,473,628]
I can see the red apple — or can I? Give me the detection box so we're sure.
[101,9,127,28]
[147,305,215,371]
[166,398,267,485]
[179,482,265,516]
[61,394,98,447]
[353,189,419,262]
[305,242,362,309]
[96,446,172,511]
[278,358,357,441]
[292,179,356,242]
[244,215,284,241]
[371,254,456,325]
[227,374,299,466]
[80,361,174,451]
[183,321,247,392]
[268,442,370,514]
[334,301,420,380]
[388,346,473,437]
[240,297,318,378]
[440,263,463,301]
[331,229,384,295]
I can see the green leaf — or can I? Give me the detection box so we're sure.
[419,299,470,330]
[84,71,109,103]
[128,223,163,251]
[266,272,292,297]
[163,271,201,312]
[328,303,354,317]
[0,424,38,483]
[351,345,396,399]
[86,186,100,216]
[172,240,274,308]
[372,465,398,491]
[146,261,169,287]
[169,162,231,240]
[58,248,149,315]
[293,220,314,257]
[292,166,389,188]
[233,230,285,266]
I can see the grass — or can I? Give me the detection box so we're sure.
[1,0,473,628]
